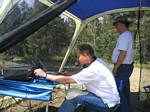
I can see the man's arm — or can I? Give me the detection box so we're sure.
[46,74,76,84]
[112,50,127,76]
[34,69,76,84]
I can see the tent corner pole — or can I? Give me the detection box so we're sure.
[59,21,86,72]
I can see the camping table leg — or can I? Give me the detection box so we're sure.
[28,100,32,112]
[45,101,49,112]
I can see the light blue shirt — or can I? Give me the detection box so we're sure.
[112,31,134,64]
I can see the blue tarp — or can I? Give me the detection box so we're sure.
[0,76,57,101]
[65,0,150,20]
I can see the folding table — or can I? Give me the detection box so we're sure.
[0,75,58,112]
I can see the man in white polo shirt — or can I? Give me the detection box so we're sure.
[112,15,134,112]
[35,44,120,112]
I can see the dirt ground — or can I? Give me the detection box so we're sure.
[1,67,150,112]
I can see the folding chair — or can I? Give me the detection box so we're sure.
[143,85,150,104]
[75,103,120,112]
[110,104,121,112]
[75,78,122,112]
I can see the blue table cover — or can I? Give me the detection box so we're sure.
[0,76,58,101]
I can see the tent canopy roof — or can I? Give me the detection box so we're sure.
[62,0,150,21]
[67,0,150,21]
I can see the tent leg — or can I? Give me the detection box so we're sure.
[45,102,49,112]
[59,22,86,72]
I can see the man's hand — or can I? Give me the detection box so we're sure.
[112,67,118,76]
[112,50,127,76]
[34,69,47,77]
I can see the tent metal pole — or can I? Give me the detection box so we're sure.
[137,0,143,101]
[59,21,86,72]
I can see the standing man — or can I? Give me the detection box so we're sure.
[112,15,134,112]
[35,44,120,112]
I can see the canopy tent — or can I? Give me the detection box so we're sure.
[0,0,149,101]
[39,0,150,71]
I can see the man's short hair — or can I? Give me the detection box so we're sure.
[77,44,95,57]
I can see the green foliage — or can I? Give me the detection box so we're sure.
[77,15,118,62]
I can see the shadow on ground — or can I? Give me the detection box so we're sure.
[34,106,58,112]
[131,92,150,112]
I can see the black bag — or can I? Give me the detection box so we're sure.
[3,67,34,81]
